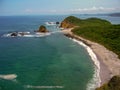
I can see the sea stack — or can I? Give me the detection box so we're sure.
[37,25,49,33]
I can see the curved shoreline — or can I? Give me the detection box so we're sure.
[71,38,101,90]
[62,28,120,87]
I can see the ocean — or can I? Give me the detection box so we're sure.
[0,15,120,90]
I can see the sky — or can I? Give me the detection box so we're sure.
[0,0,120,15]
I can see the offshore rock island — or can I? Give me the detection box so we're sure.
[60,16,120,90]
[36,25,49,33]
[2,25,49,37]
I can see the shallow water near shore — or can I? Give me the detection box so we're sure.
[0,15,120,90]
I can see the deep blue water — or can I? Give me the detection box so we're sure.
[0,15,120,90]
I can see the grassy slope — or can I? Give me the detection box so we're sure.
[63,16,120,58]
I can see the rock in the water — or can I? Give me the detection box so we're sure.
[11,32,18,37]
[37,25,49,33]
[56,22,60,25]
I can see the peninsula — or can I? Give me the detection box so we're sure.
[60,16,120,90]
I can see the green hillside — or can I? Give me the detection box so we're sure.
[61,16,120,58]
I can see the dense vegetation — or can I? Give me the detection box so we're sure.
[63,16,120,58]
[96,76,120,90]
[62,16,111,27]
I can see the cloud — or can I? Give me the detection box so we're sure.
[70,6,119,13]
[24,9,58,14]
[23,6,120,15]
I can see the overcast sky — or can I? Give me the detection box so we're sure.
[0,0,120,15]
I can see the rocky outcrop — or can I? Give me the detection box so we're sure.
[11,32,18,37]
[10,32,30,37]
[60,21,74,29]
[96,75,120,90]
[60,16,81,29]
[37,25,49,33]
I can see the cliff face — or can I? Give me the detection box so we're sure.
[60,21,74,28]
[60,16,81,28]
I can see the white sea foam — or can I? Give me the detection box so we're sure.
[50,31,62,34]
[1,30,63,38]
[25,85,64,89]
[0,74,17,80]
[71,38,101,90]
[2,32,51,38]
[2,33,12,37]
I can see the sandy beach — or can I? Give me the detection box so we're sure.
[62,28,120,86]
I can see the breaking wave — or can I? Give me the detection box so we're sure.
[71,38,101,90]
[24,85,64,89]
[0,74,17,80]
[1,31,62,38]
[2,32,51,38]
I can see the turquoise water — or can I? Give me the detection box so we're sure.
[0,15,120,90]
